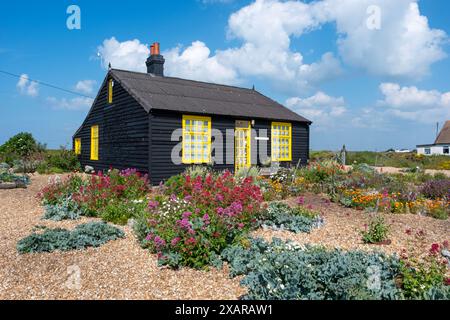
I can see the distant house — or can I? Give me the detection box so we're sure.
[417,121,450,156]
[73,42,311,184]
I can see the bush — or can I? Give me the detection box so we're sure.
[0,132,38,160]
[258,202,323,234]
[17,222,125,254]
[222,238,402,300]
[361,216,390,244]
[141,171,263,269]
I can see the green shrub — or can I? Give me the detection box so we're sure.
[17,222,125,254]
[361,216,390,244]
[100,200,147,225]
[258,202,323,234]
[222,238,402,300]
[46,148,80,172]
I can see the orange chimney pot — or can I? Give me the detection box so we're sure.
[154,42,160,55]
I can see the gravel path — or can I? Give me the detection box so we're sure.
[1,175,448,300]
[0,174,245,300]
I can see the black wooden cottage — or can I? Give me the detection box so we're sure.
[73,42,311,184]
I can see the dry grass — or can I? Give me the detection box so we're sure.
[0,175,448,300]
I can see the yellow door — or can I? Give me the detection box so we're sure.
[235,121,251,172]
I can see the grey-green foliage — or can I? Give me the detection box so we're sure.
[222,238,402,300]
[259,202,322,234]
[42,197,83,221]
[17,222,125,254]
[235,166,260,179]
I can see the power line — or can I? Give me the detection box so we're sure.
[0,69,95,99]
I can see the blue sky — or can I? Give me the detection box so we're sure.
[1,0,449,151]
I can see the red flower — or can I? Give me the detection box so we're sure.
[430,243,441,255]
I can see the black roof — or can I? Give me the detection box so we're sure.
[110,69,311,123]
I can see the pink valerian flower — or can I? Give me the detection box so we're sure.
[237,223,245,229]
[145,233,154,241]
[171,237,181,246]
[184,195,193,202]
[148,201,159,210]
[203,214,210,225]
[185,237,197,245]
[307,204,314,210]
[170,194,177,201]
[297,196,305,205]
[215,194,224,202]
[443,241,449,249]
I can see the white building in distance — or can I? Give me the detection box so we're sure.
[417,121,450,156]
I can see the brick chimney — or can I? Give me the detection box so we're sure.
[146,42,165,76]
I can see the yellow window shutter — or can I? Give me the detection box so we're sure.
[90,125,99,160]
[108,79,113,104]
[74,138,81,155]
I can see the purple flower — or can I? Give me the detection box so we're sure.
[170,194,177,201]
[177,218,193,231]
[184,195,193,202]
[297,196,305,205]
[203,213,210,221]
[148,201,159,210]
[153,236,166,247]
[182,211,192,219]
[216,194,224,202]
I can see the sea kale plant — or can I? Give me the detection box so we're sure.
[222,238,450,300]
[222,238,403,300]
[17,222,125,254]
[42,196,84,221]
[139,171,263,269]
[258,202,324,234]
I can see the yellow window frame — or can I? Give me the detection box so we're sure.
[74,138,81,155]
[182,115,212,164]
[271,122,292,162]
[90,125,99,161]
[108,79,114,104]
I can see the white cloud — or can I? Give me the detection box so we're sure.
[377,83,450,123]
[16,74,39,97]
[74,80,97,95]
[286,91,347,129]
[164,41,239,85]
[319,0,447,78]
[96,0,446,91]
[97,37,149,72]
[47,96,94,111]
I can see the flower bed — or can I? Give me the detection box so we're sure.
[136,171,264,269]
[261,161,449,220]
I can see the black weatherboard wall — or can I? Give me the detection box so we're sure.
[73,75,149,173]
